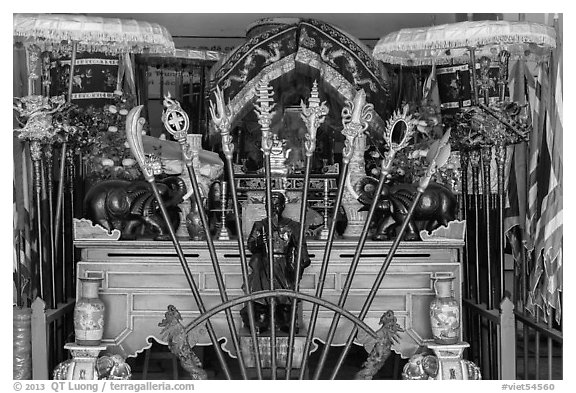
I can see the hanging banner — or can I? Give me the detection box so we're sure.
[50,52,119,108]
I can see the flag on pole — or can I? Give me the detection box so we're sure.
[524,16,562,323]
[504,59,532,268]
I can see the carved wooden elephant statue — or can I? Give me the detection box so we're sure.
[84,176,187,240]
[356,177,458,241]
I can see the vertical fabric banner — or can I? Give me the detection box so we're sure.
[50,52,119,108]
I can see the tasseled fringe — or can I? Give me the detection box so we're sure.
[374,51,551,67]
[373,20,557,66]
[377,32,556,53]
[13,15,175,55]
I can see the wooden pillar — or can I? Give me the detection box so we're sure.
[31,297,49,380]
[499,297,516,379]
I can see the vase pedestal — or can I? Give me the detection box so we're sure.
[60,343,108,380]
[426,342,470,380]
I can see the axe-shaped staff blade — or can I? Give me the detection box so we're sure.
[125,106,155,181]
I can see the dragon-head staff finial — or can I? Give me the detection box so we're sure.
[340,89,374,163]
[341,89,374,133]
[379,310,404,342]
[300,80,329,157]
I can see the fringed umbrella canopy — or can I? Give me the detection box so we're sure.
[373,20,556,66]
[13,13,175,55]
[210,18,389,136]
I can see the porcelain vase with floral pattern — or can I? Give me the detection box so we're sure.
[429,276,460,344]
[74,277,105,346]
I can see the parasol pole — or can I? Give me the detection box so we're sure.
[53,41,76,256]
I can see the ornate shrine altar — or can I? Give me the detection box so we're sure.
[74,237,463,360]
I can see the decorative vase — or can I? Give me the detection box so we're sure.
[74,277,105,346]
[429,276,460,344]
[186,198,207,241]
[13,307,32,380]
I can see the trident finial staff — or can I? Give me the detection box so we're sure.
[209,85,236,160]
[161,95,255,379]
[209,85,265,379]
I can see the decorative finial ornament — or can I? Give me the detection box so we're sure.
[380,104,416,174]
[125,105,159,181]
[162,93,190,142]
[13,95,66,144]
[162,94,194,161]
[419,129,451,191]
[340,89,373,164]
[300,80,329,157]
[253,78,276,156]
[209,85,235,160]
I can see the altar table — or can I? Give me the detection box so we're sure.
[74,239,463,359]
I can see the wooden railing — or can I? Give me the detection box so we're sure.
[31,297,75,379]
[463,297,516,379]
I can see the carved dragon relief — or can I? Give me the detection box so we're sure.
[222,42,284,91]
[355,310,404,380]
[222,52,257,90]
[320,41,377,93]
[252,41,282,65]
[158,305,208,380]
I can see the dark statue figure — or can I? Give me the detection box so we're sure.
[240,192,311,333]
[84,176,186,240]
[357,178,458,241]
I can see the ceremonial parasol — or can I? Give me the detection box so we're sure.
[373,18,556,140]
[372,18,560,354]
[13,13,175,307]
[373,19,556,66]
